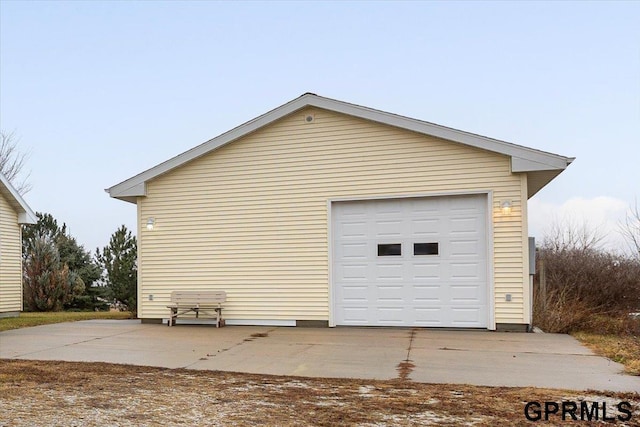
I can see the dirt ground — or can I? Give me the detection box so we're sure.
[1,360,638,426]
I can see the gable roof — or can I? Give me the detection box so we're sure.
[107,93,574,203]
[0,173,36,224]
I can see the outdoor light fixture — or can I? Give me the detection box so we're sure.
[501,200,512,215]
[146,217,155,230]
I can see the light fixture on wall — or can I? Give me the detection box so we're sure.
[501,200,512,215]
[146,217,155,230]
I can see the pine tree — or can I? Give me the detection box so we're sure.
[96,225,137,315]
[22,212,107,311]
[23,237,79,311]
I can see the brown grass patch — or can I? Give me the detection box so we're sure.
[0,311,133,332]
[573,332,640,376]
[1,359,638,426]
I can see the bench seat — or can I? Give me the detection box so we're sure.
[167,290,226,327]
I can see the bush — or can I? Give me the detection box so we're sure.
[533,288,594,334]
[533,245,640,334]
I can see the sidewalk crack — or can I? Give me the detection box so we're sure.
[396,328,416,381]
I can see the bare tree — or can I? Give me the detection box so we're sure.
[620,200,640,261]
[0,130,32,194]
[542,216,605,253]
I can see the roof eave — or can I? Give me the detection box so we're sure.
[107,182,145,202]
[18,211,37,224]
[512,156,573,173]
[0,173,37,224]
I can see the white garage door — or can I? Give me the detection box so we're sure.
[332,194,488,328]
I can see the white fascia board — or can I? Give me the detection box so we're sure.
[511,156,572,172]
[110,182,146,198]
[107,93,574,199]
[0,173,37,224]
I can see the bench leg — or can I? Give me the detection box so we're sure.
[215,307,223,328]
[168,308,177,326]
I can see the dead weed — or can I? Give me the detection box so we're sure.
[1,359,638,426]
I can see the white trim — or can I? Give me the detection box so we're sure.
[0,173,36,224]
[521,175,532,326]
[136,202,143,318]
[512,156,574,173]
[329,189,493,204]
[327,199,335,327]
[107,93,572,202]
[486,191,496,330]
[329,190,493,329]
[225,319,296,327]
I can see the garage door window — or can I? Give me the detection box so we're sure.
[378,243,401,256]
[414,242,439,256]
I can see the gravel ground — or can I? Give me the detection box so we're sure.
[1,360,639,426]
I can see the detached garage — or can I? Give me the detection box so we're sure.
[107,93,573,331]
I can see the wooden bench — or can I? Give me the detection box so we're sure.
[167,290,226,327]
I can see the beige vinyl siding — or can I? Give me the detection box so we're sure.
[0,191,23,314]
[139,107,527,324]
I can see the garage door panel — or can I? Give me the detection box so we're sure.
[374,220,404,237]
[411,218,441,235]
[451,307,483,324]
[340,284,369,301]
[412,263,441,279]
[341,307,369,323]
[450,284,483,302]
[372,200,403,213]
[449,262,483,279]
[410,198,440,212]
[414,307,444,325]
[376,284,405,302]
[340,221,368,238]
[333,195,488,328]
[450,240,481,257]
[449,217,480,234]
[338,242,368,259]
[412,284,442,302]
[376,307,405,323]
[375,263,404,279]
[340,264,369,280]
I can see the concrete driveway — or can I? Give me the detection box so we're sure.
[1,320,638,392]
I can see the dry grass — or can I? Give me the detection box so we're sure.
[0,311,132,332]
[1,359,638,426]
[573,332,640,376]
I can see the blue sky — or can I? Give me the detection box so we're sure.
[1,1,638,253]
